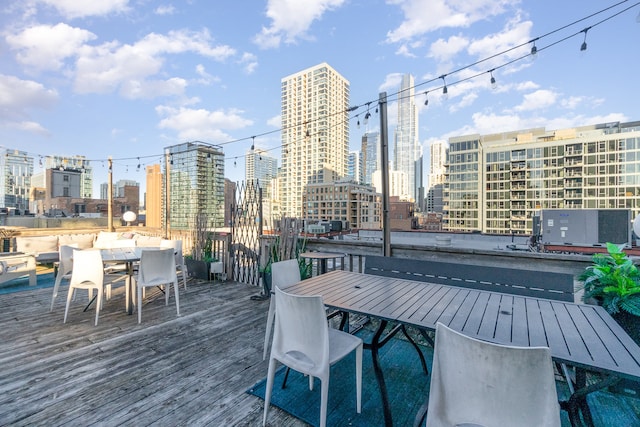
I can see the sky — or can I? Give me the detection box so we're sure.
[1,0,639,198]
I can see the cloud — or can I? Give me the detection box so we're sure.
[37,0,130,19]
[239,52,258,74]
[267,115,281,127]
[386,0,513,44]
[254,0,346,49]
[514,89,558,111]
[73,29,235,96]
[156,105,253,142]
[428,35,469,62]
[0,74,57,135]
[120,77,187,99]
[467,16,533,66]
[155,5,176,15]
[6,23,97,71]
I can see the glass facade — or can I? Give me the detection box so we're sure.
[165,142,225,230]
[0,149,33,212]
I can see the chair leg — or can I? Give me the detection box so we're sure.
[173,279,180,316]
[94,288,102,326]
[263,297,276,360]
[137,285,143,324]
[262,358,277,426]
[50,273,63,312]
[356,344,362,413]
[319,377,329,427]
[63,286,74,323]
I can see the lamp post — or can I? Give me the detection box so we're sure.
[107,156,114,232]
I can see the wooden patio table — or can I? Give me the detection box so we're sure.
[285,269,640,427]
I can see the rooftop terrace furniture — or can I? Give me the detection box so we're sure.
[417,322,561,427]
[135,248,179,324]
[0,253,36,286]
[364,254,576,302]
[63,250,107,326]
[263,286,362,427]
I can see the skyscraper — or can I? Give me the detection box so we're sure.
[165,142,225,230]
[43,155,92,198]
[0,149,33,213]
[361,131,380,186]
[246,149,277,187]
[347,151,362,183]
[393,74,423,207]
[280,62,350,217]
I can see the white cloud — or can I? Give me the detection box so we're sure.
[155,5,176,15]
[156,105,253,142]
[467,17,533,65]
[0,74,57,135]
[267,115,281,127]
[120,77,187,99]
[37,0,130,19]
[428,35,469,62]
[386,0,514,44]
[6,23,96,71]
[514,89,558,111]
[74,29,235,95]
[239,52,258,74]
[254,0,346,49]
[379,73,404,93]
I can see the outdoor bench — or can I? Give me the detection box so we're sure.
[364,254,575,302]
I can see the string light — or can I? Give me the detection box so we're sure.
[423,91,429,106]
[580,27,590,52]
[530,39,538,58]
[489,69,497,89]
[440,75,448,101]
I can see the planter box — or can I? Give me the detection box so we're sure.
[185,259,209,280]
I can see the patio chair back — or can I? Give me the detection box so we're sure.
[263,286,362,427]
[160,239,188,289]
[63,250,105,326]
[135,248,179,323]
[263,259,301,359]
[50,244,78,311]
[422,322,560,427]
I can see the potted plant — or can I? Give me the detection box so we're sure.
[185,213,216,280]
[578,242,640,344]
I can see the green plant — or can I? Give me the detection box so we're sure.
[578,242,640,316]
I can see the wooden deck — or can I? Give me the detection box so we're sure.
[0,274,306,426]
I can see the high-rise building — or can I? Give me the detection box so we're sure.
[280,62,350,217]
[43,155,92,198]
[165,142,225,231]
[246,149,277,187]
[427,140,448,213]
[145,164,163,228]
[0,148,33,213]
[444,120,640,234]
[393,74,423,206]
[347,151,363,183]
[361,131,380,185]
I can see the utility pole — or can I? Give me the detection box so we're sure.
[107,156,114,232]
[379,92,391,257]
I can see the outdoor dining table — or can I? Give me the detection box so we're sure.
[99,247,167,315]
[285,269,640,427]
[298,251,346,275]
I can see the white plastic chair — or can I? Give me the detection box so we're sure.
[135,248,180,324]
[50,244,78,311]
[63,250,106,326]
[262,259,301,360]
[263,286,363,427]
[160,239,188,289]
[418,322,561,427]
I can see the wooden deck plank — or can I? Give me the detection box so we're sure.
[0,276,308,426]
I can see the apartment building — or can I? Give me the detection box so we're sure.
[444,121,640,235]
[280,63,350,217]
[302,180,381,230]
[165,142,225,231]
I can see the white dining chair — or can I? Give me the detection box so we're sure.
[135,248,180,324]
[50,244,78,311]
[262,259,301,360]
[263,286,363,427]
[160,239,188,289]
[416,322,561,427]
[63,250,107,326]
